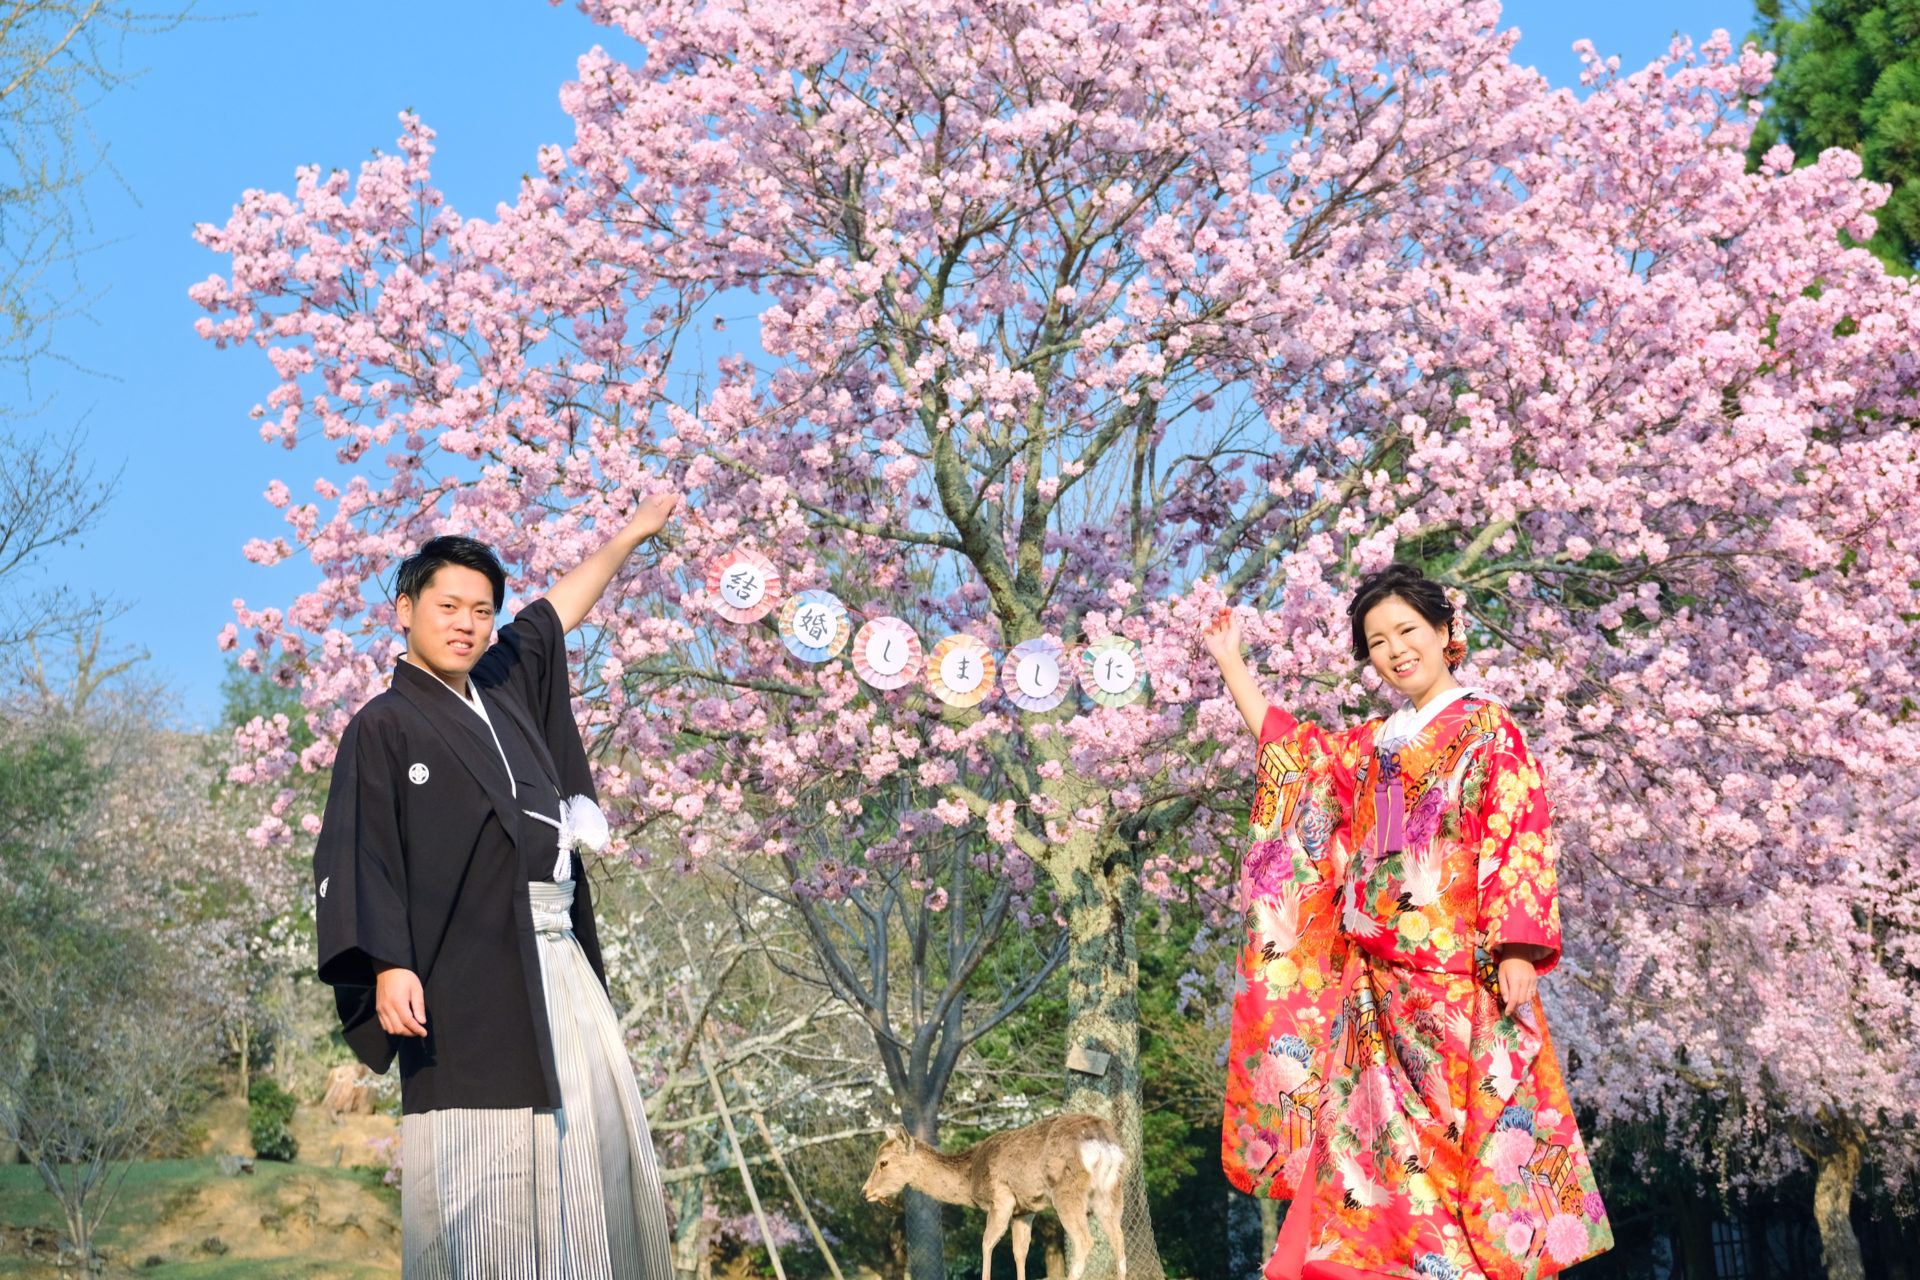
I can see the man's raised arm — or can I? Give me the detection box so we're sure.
[544,490,681,632]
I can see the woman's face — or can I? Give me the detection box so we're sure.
[1363,595,1450,704]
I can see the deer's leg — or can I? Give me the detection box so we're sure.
[1010,1214,1034,1280]
[1092,1183,1126,1280]
[1052,1187,1094,1280]
[981,1188,1016,1280]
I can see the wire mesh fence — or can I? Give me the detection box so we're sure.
[899,1195,1071,1280]
[893,1181,1150,1280]
[884,1181,1285,1279]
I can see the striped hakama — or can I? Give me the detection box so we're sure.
[401,880,674,1279]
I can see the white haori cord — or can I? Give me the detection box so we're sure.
[524,795,612,882]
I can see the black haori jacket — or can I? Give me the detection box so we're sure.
[314,598,608,1113]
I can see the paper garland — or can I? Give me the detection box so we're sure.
[852,616,923,689]
[1079,636,1147,707]
[700,548,1150,711]
[927,634,996,708]
[707,548,782,624]
[779,590,851,662]
[1002,636,1068,712]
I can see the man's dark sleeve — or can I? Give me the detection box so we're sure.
[473,597,560,716]
[314,713,409,1073]
[474,597,597,798]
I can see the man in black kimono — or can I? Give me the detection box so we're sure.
[315,493,677,1278]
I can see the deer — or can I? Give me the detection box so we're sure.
[862,1113,1127,1280]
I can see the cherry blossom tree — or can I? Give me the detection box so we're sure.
[193,0,1920,1272]
[1554,786,1920,1279]
[0,640,304,1267]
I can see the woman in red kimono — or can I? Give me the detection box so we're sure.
[1206,564,1612,1280]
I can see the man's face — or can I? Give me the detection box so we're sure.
[396,565,497,682]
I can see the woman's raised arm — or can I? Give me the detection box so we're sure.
[1203,609,1270,738]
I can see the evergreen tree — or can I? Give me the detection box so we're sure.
[1751,0,1920,272]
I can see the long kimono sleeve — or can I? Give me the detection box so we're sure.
[1474,716,1562,973]
[313,714,410,1073]
[1223,705,1365,1199]
[473,596,597,800]
[1249,705,1360,843]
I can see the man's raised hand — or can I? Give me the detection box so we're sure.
[548,486,685,632]
[627,489,681,541]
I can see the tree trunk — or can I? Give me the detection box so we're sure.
[1059,855,1164,1280]
[1260,1198,1280,1261]
[51,1166,94,1274]
[671,1153,710,1280]
[903,1188,946,1280]
[1810,1136,1866,1280]
[893,1096,948,1280]
[1666,1183,1715,1280]
[1790,1109,1866,1280]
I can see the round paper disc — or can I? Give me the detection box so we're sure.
[705,547,782,624]
[852,616,923,689]
[1003,636,1068,712]
[778,590,851,662]
[1078,636,1147,707]
[927,634,996,708]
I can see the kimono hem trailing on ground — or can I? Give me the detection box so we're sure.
[1222,692,1613,1280]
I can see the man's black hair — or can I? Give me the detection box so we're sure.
[395,535,507,610]
[1347,562,1454,664]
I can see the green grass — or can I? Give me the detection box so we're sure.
[32,1261,398,1280]
[0,1159,397,1279]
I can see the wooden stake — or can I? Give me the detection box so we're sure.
[727,1062,847,1280]
[682,989,787,1280]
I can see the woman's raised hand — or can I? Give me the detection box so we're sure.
[1202,608,1243,669]
[1203,607,1270,737]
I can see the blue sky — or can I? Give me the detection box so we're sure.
[22,0,1759,725]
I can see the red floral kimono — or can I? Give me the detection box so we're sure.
[1221,688,1612,1280]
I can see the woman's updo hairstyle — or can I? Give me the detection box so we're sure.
[1347,563,1458,666]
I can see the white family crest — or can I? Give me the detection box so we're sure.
[318,876,329,899]
[409,762,430,785]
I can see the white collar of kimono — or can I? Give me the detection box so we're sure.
[1376,684,1496,752]
[454,678,487,718]
[456,678,519,801]
[404,655,608,881]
